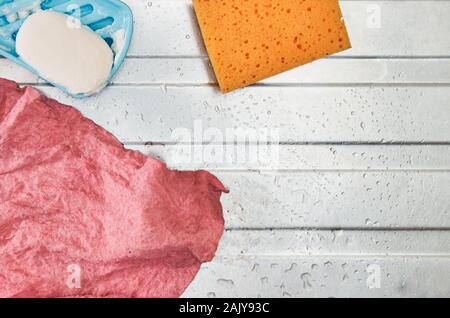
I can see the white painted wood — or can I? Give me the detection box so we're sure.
[183,230,450,297]
[215,230,450,256]
[116,57,450,85]
[37,86,450,143]
[123,0,450,57]
[127,145,450,228]
[215,171,450,228]
[4,58,450,85]
[2,1,450,58]
[130,144,450,171]
[183,256,450,297]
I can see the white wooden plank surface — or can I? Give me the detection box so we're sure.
[3,58,450,84]
[36,86,450,143]
[3,0,450,58]
[132,144,450,171]
[125,0,450,57]
[183,256,450,297]
[1,0,450,298]
[214,230,450,256]
[130,145,450,228]
[218,171,450,228]
[184,230,450,297]
[115,58,450,85]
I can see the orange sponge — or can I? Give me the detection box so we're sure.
[193,0,351,93]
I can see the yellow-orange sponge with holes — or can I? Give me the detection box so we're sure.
[193,0,351,93]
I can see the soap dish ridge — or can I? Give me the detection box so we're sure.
[0,0,133,98]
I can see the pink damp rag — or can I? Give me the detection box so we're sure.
[0,78,227,298]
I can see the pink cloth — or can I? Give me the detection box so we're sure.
[0,78,227,298]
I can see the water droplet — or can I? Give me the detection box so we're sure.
[217,279,235,289]
[301,273,313,289]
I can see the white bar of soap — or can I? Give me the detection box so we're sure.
[16,11,113,95]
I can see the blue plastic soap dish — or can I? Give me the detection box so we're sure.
[0,0,133,98]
